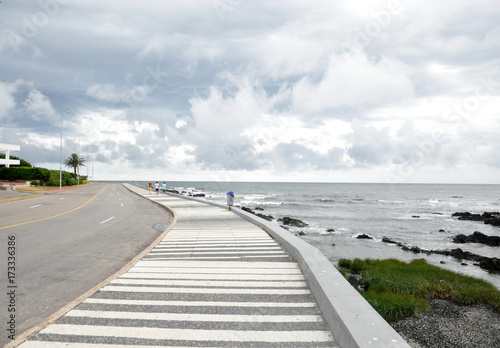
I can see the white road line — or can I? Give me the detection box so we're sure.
[30,204,42,209]
[84,298,317,307]
[128,267,302,275]
[66,310,322,323]
[110,279,307,288]
[149,251,287,255]
[100,216,115,224]
[120,273,305,281]
[101,286,311,295]
[41,324,334,342]
[134,261,300,268]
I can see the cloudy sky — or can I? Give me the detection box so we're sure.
[1,0,499,183]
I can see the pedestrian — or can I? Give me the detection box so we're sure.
[148,182,152,194]
[155,181,160,195]
[162,182,167,194]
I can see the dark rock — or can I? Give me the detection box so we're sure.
[357,234,373,239]
[410,246,421,253]
[192,193,205,197]
[461,263,468,266]
[479,258,500,273]
[331,243,336,246]
[382,237,398,244]
[326,228,335,232]
[452,211,500,224]
[280,225,290,230]
[485,216,500,226]
[452,231,500,246]
[241,206,254,214]
[439,229,446,232]
[296,231,306,236]
[256,213,273,221]
[412,215,420,218]
[277,216,308,228]
[254,207,264,211]
[166,189,179,194]
[440,261,445,264]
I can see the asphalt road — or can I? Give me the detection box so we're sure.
[0,183,173,346]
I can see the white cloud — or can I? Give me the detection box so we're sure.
[292,50,414,112]
[0,81,17,119]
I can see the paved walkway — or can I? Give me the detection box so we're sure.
[16,184,338,347]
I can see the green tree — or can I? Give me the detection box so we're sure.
[64,153,86,174]
[0,154,32,167]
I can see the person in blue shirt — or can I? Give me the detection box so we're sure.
[162,182,167,194]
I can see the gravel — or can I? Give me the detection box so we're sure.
[391,299,500,348]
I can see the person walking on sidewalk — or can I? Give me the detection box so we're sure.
[148,182,152,195]
[162,182,167,194]
[155,181,160,195]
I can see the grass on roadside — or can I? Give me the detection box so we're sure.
[14,186,55,191]
[337,258,500,322]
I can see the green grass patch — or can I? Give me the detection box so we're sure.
[337,258,500,322]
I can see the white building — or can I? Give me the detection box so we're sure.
[0,143,21,167]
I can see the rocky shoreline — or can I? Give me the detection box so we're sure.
[391,299,500,348]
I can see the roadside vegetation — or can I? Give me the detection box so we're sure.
[337,258,500,322]
[0,153,86,187]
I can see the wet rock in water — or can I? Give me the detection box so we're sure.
[452,231,500,246]
[241,206,273,221]
[277,216,308,228]
[241,206,254,214]
[382,237,398,244]
[295,231,306,236]
[326,228,335,233]
[166,189,179,194]
[485,216,500,226]
[412,215,420,218]
[192,193,205,197]
[254,206,264,211]
[256,213,273,221]
[439,229,446,232]
[452,211,500,225]
[357,234,373,239]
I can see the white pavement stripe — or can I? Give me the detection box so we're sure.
[100,216,115,224]
[133,261,299,268]
[20,343,201,348]
[30,204,42,208]
[67,310,323,323]
[101,286,311,295]
[128,267,303,275]
[120,273,306,280]
[152,244,283,251]
[148,251,287,255]
[111,279,308,288]
[41,324,334,343]
[145,255,290,260]
[84,298,317,307]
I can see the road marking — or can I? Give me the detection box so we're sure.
[0,184,109,230]
[100,216,115,224]
[30,204,42,209]
[66,310,322,322]
[40,324,334,342]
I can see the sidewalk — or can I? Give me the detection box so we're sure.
[13,184,338,347]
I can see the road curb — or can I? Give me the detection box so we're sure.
[5,184,178,348]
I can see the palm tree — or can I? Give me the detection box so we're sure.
[64,153,86,174]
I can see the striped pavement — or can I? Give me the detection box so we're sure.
[17,186,338,347]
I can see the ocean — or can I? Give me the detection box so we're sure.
[134,181,500,289]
